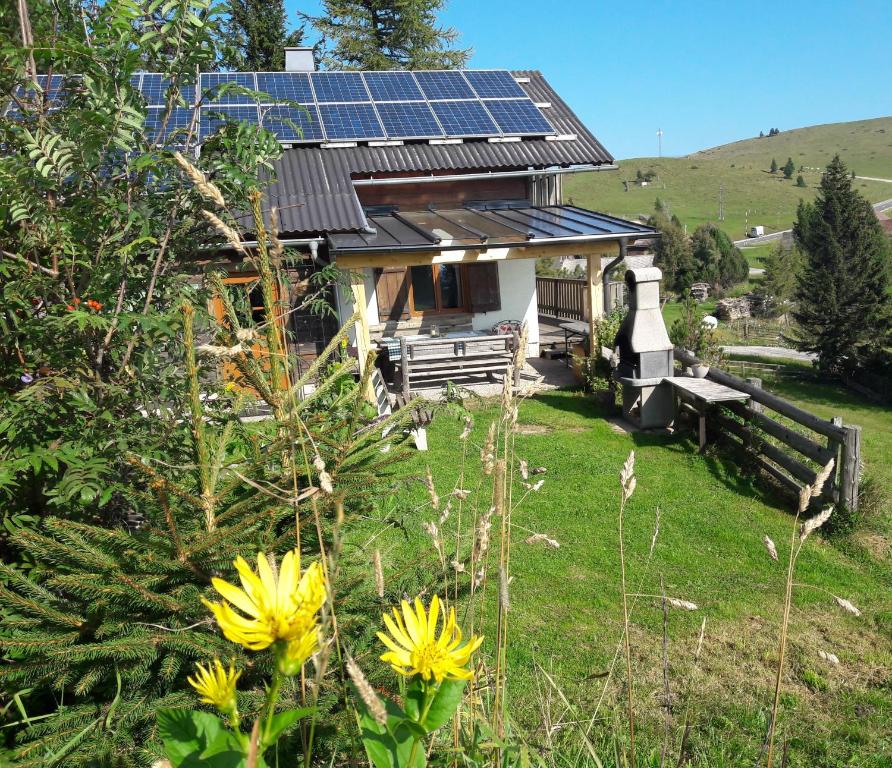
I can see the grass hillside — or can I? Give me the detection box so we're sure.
[565,116,892,241]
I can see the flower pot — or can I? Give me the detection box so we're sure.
[691,364,710,378]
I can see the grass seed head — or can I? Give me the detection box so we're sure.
[818,649,840,665]
[666,597,698,611]
[799,505,833,542]
[834,596,861,617]
[763,534,779,561]
[373,549,384,598]
[346,657,387,726]
[201,210,247,255]
[812,458,835,498]
[525,532,560,549]
[173,151,226,208]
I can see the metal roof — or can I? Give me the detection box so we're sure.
[263,71,615,236]
[329,205,656,253]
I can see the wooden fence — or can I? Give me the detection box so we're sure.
[536,276,625,321]
[675,348,861,510]
[536,276,586,321]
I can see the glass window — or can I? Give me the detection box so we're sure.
[438,265,462,309]
[410,266,436,311]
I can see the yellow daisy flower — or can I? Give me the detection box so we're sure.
[377,595,483,682]
[188,659,240,713]
[202,551,326,651]
[278,624,320,676]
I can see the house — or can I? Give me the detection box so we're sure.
[249,51,655,394]
[11,52,657,395]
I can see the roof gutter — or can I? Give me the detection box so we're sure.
[201,237,326,261]
[350,164,618,187]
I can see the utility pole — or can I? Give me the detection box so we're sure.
[656,128,663,158]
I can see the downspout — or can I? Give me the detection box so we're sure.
[601,239,627,314]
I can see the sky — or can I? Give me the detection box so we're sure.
[285,0,890,159]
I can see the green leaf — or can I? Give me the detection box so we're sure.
[421,678,465,732]
[156,708,243,768]
[260,706,316,748]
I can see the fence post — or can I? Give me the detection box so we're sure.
[743,377,762,458]
[839,423,861,512]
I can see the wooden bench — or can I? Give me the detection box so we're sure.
[398,332,520,397]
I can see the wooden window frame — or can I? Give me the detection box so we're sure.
[407,263,469,317]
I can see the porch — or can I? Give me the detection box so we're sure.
[329,203,655,399]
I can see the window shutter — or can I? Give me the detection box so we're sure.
[467,262,501,312]
[374,267,409,320]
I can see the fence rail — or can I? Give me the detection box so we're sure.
[536,276,586,321]
[536,276,625,320]
[675,348,861,510]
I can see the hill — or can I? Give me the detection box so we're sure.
[564,116,892,242]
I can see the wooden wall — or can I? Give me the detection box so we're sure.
[355,175,528,209]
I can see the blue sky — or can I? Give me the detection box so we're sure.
[286,0,890,159]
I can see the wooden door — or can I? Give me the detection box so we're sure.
[210,273,283,389]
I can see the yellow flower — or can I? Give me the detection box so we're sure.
[377,595,483,683]
[278,624,320,676]
[203,551,326,651]
[188,659,240,713]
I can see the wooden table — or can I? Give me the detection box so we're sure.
[664,376,750,450]
[559,320,590,368]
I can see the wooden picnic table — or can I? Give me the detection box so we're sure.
[559,320,589,367]
[663,376,750,450]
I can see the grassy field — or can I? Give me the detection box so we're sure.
[565,116,892,242]
[357,386,892,765]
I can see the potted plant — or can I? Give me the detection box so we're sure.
[670,298,723,377]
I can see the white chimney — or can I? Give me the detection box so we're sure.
[284,47,315,72]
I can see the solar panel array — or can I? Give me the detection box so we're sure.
[5,70,556,145]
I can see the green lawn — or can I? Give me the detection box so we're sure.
[357,387,891,765]
[740,243,774,269]
[564,116,892,242]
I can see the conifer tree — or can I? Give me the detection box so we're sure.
[221,0,304,70]
[792,155,892,375]
[307,0,470,70]
[770,157,778,173]
[783,157,795,179]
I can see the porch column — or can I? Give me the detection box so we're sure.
[350,272,375,403]
[586,254,604,354]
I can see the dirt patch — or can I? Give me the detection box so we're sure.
[515,424,553,435]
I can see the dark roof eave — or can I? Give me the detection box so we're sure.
[330,229,658,257]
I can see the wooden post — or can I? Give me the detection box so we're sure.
[839,423,861,512]
[743,377,762,457]
[826,416,843,504]
[400,336,410,399]
[586,253,604,354]
[350,273,375,403]
[698,411,707,452]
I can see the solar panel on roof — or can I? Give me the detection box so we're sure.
[256,72,313,104]
[465,70,526,99]
[414,71,474,100]
[484,98,554,135]
[199,105,261,139]
[429,100,498,137]
[319,103,384,140]
[200,73,256,104]
[145,106,194,144]
[261,104,324,142]
[311,72,369,103]
[375,102,442,139]
[139,74,196,106]
[362,71,423,102]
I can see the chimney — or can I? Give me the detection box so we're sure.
[284,47,315,72]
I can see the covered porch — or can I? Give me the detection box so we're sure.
[330,204,655,398]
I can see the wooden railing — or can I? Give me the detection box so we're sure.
[536,276,586,321]
[536,276,626,321]
[675,348,861,510]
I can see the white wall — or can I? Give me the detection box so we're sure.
[335,269,378,346]
[470,259,540,357]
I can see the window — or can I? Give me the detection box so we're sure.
[408,264,466,315]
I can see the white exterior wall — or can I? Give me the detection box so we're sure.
[470,259,540,357]
[337,261,540,357]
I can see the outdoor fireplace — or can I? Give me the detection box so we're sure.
[613,267,675,429]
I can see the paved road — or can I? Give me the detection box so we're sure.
[733,198,892,247]
[723,345,816,362]
[856,175,892,184]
